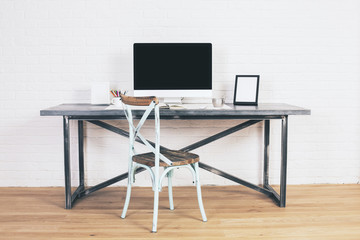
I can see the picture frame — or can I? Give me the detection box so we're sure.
[233,75,260,106]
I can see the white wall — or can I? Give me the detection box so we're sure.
[0,0,359,187]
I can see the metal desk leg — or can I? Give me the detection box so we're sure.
[280,116,288,207]
[78,120,85,187]
[263,120,270,187]
[63,116,72,209]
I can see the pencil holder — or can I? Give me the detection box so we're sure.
[111,97,121,106]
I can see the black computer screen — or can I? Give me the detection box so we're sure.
[134,43,212,90]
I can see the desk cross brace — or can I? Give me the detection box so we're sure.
[63,117,288,209]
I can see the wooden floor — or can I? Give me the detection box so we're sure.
[0,185,359,239]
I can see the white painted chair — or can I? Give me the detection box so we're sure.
[119,94,207,233]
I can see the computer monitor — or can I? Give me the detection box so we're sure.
[133,43,212,103]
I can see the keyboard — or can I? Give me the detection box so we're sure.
[159,103,210,109]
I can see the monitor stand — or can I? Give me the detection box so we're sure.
[163,97,183,105]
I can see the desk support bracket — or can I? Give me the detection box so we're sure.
[262,117,288,207]
[63,119,86,209]
[63,117,288,209]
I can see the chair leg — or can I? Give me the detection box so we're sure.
[121,172,132,219]
[194,162,207,222]
[152,187,160,233]
[167,169,174,210]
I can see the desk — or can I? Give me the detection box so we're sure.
[40,103,310,209]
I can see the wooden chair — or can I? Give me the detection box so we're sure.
[119,94,207,233]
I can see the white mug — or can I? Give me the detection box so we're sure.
[111,97,121,106]
[212,98,225,108]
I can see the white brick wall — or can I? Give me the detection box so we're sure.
[0,0,359,187]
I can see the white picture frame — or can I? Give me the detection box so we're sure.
[91,82,110,105]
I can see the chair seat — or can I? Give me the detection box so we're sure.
[133,149,199,167]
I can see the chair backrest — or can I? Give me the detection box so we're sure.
[120,94,173,166]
